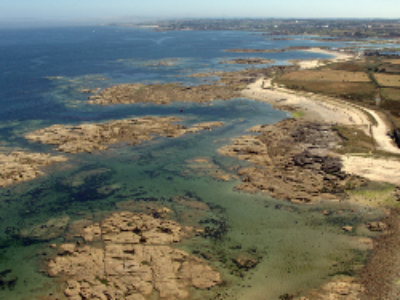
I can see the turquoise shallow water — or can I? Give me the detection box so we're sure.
[0,99,384,299]
[0,27,386,299]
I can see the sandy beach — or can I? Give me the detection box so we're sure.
[242,50,400,186]
[288,48,355,69]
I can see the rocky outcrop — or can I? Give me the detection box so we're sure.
[0,151,67,187]
[25,117,224,154]
[218,119,365,203]
[47,212,221,300]
[220,58,275,65]
[86,82,240,105]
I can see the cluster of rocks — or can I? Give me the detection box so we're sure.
[25,116,224,154]
[86,82,241,105]
[47,212,221,300]
[0,150,67,187]
[218,119,365,203]
[220,58,275,65]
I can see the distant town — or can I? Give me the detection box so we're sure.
[110,18,400,38]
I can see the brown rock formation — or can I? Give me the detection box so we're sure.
[218,119,365,203]
[220,58,275,65]
[47,212,221,300]
[87,82,241,105]
[0,151,67,187]
[25,117,224,154]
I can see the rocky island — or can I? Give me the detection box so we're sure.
[25,116,224,154]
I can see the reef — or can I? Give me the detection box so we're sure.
[0,150,67,187]
[25,116,224,154]
[218,119,365,203]
[86,83,241,105]
[18,216,70,242]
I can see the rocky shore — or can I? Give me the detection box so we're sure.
[218,119,365,203]
[224,46,317,54]
[46,211,221,300]
[25,116,224,154]
[0,150,67,187]
[220,58,275,65]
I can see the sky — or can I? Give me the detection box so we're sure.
[0,0,399,26]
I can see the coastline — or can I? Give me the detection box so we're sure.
[236,49,400,299]
[288,48,355,69]
[1,38,399,299]
[242,74,400,186]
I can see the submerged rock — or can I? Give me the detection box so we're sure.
[0,269,17,291]
[19,216,70,241]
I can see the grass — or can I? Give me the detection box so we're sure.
[278,70,371,82]
[274,79,376,104]
[292,111,304,118]
[333,125,375,154]
[383,59,400,65]
[375,74,400,88]
[346,181,398,207]
[327,62,364,72]
[379,88,400,118]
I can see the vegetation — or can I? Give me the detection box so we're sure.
[333,125,375,154]
[127,19,400,38]
[275,56,400,127]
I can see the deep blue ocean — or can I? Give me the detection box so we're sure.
[0,26,384,300]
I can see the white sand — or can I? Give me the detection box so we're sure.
[242,49,400,185]
[289,48,354,69]
[342,155,400,186]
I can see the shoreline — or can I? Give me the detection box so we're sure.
[2,44,399,299]
[288,48,355,69]
[236,49,400,299]
[242,76,400,187]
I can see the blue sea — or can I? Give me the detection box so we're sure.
[0,26,385,299]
